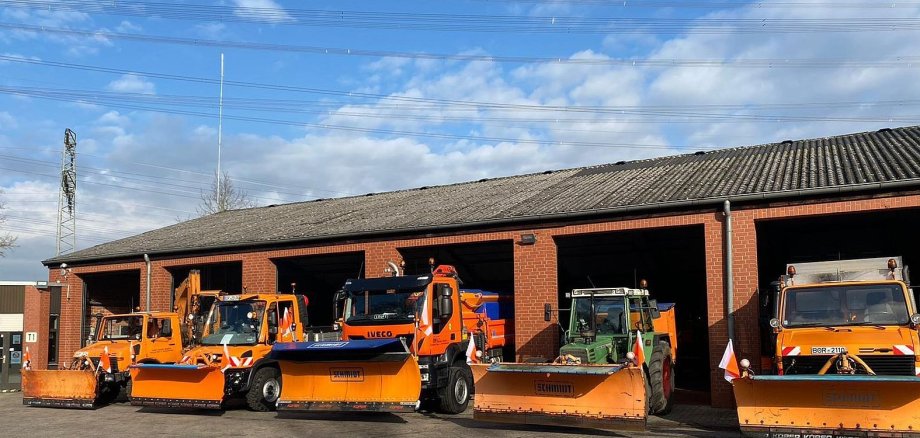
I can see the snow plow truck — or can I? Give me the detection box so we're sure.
[732,257,920,437]
[269,263,511,414]
[470,286,677,431]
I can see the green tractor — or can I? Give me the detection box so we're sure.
[560,287,678,414]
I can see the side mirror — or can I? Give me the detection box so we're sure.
[439,296,452,320]
[648,299,661,319]
[441,285,453,297]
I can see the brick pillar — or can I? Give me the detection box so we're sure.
[704,217,732,408]
[243,256,277,293]
[513,231,558,361]
[365,243,402,278]
[22,285,50,370]
[51,269,85,362]
[140,263,172,312]
[731,211,762,376]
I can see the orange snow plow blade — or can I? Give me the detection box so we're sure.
[271,340,422,412]
[129,364,225,409]
[21,369,99,409]
[733,374,920,437]
[470,362,647,431]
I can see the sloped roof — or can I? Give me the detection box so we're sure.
[46,125,920,265]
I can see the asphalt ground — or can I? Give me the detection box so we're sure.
[0,393,740,437]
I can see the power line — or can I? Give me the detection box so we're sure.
[2,22,919,68]
[4,1,920,33]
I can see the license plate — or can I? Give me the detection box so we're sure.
[811,346,846,354]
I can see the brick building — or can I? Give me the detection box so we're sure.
[30,125,920,407]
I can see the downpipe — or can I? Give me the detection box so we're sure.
[144,253,151,311]
[723,200,735,343]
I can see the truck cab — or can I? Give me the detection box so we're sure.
[771,257,920,376]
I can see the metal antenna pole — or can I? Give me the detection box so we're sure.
[216,53,225,210]
[56,129,77,256]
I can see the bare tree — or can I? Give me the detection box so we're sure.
[196,170,255,216]
[0,189,16,256]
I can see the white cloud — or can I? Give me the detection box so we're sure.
[0,112,16,129]
[115,20,142,33]
[106,74,156,95]
[232,0,293,23]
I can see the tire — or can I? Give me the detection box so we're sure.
[125,378,133,402]
[96,382,120,405]
[437,365,472,414]
[246,367,281,412]
[648,341,675,415]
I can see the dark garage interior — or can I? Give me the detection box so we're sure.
[168,262,243,298]
[555,225,711,396]
[274,252,365,327]
[756,207,920,355]
[80,270,141,344]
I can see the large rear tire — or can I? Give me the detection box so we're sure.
[648,341,674,415]
[438,365,472,414]
[96,382,120,405]
[246,367,281,412]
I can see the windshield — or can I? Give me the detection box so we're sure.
[345,287,426,325]
[573,296,627,335]
[201,300,266,345]
[783,284,910,327]
[100,315,144,341]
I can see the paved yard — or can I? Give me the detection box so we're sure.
[1,393,739,437]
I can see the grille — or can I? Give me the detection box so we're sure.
[783,355,914,376]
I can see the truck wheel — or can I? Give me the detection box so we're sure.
[125,378,133,402]
[438,366,472,414]
[97,382,120,405]
[648,341,674,415]
[246,367,281,412]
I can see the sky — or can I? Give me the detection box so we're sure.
[1,0,919,280]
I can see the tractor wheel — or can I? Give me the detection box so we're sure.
[438,365,472,414]
[125,378,133,402]
[246,367,281,412]
[648,341,675,415]
[96,382,120,405]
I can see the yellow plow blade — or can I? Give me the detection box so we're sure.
[470,362,647,431]
[733,375,920,437]
[271,340,422,412]
[129,364,225,409]
[21,369,99,409]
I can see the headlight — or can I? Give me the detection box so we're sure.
[769,318,780,328]
[910,313,920,325]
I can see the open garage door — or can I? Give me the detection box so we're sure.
[274,252,365,327]
[756,207,920,357]
[80,270,141,346]
[555,225,710,399]
[400,241,515,359]
[168,262,243,297]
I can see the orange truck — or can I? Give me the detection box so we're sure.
[732,257,920,436]
[269,263,511,414]
[129,291,315,411]
[21,271,215,409]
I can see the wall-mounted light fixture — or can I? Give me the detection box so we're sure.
[519,233,537,245]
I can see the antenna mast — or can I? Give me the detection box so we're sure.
[56,128,77,256]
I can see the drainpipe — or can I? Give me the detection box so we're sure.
[723,200,735,343]
[144,253,151,311]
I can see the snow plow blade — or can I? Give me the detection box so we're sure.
[21,369,99,409]
[733,374,920,437]
[270,339,422,412]
[129,364,225,409]
[470,362,647,431]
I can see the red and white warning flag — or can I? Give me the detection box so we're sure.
[98,346,113,374]
[23,346,31,370]
[465,338,479,364]
[632,330,646,364]
[719,340,741,382]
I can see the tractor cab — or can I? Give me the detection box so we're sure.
[560,287,659,364]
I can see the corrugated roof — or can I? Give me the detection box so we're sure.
[46,126,920,265]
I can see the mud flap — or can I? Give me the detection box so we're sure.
[21,369,99,409]
[129,364,225,409]
[270,339,422,412]
[470,362,648,431]
[733,374,920,437]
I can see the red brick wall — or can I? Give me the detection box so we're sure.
[22,285,49,370]
[36,192,920,407]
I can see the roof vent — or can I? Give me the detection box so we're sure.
[542,170,553,174]
[267,204,277,208]
[615,161,626,165]
[780,140,793,145]
[877,127,892,133]
[364,192,375,197]
[478,178,490,182]
[312,198,326,202]
[693,151,705,156]
[418,186,429,190]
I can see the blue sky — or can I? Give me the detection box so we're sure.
[1,0,919,280]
